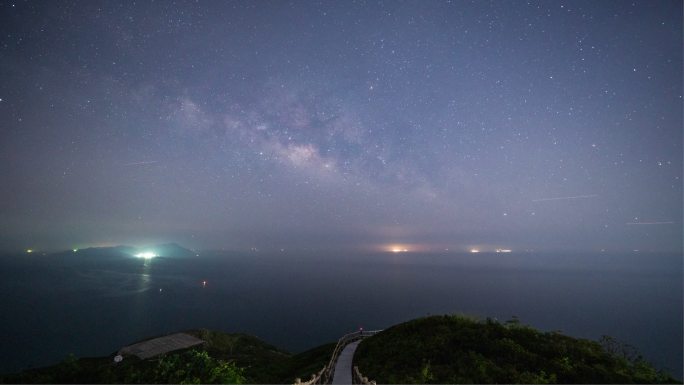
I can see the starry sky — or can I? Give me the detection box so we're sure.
[0,0,681,253]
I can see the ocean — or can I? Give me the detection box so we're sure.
[0,249,681,379]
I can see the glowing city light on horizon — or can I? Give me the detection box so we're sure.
[135,252,158,259]
[470,248,480,253]
[26,249,33,253]
[389,245,409,253]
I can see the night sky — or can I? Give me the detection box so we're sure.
[1,1,681,253]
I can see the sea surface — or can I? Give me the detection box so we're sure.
[0,250,681,379]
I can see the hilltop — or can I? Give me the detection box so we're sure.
[354,315,679,384]
[1,316,678,384]
[0,329,334,384]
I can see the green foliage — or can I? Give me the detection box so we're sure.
[152,350,245,384]
[420,360,434,382]
[4,321,676,384]
[57,354,81,382]
[186,329,291,383]
[286,342,336,383]
[0,330,336,384]
[0,350,245,384]
[354,315,679,384]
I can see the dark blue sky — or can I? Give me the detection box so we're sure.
[1,0,681,253]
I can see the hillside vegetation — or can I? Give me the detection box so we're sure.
[354,315,678,384]
[0,329,334,384]
[2,317,677,384]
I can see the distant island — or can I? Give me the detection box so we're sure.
[63,243,198,259]
[1,315,678,384]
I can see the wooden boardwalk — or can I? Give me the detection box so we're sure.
[331,340,361,384]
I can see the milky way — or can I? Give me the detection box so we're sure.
[0,1,681,252]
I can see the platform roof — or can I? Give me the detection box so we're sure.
[119,332,205,359]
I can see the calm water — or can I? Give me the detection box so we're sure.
[0,250,681,379]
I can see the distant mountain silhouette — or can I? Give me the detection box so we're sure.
[152,243,196,257]
[73,245,137,258]
[73,243,195,258]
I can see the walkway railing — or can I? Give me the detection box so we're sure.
[294,329,382,385]
[353,365,376,385]
[293,367,326,385]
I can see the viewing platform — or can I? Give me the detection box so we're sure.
[117,332,205,360]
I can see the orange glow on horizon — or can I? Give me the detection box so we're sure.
[386,244,411,253]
